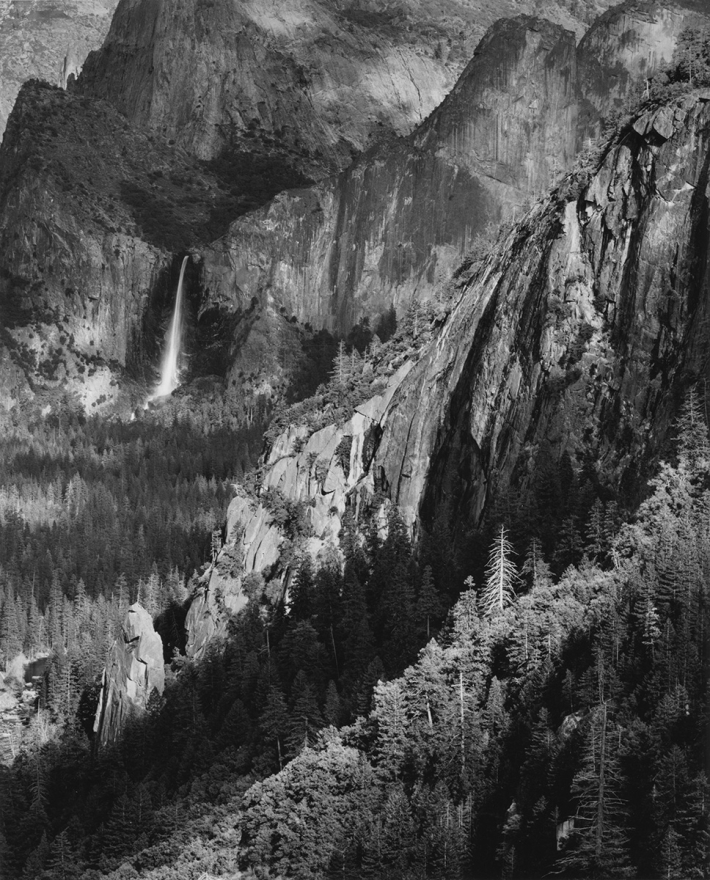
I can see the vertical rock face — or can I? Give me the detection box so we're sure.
[201,17,580,338]
[375,92,710,530]
[577,0,710,139]
[199,3,710,352]
[77,0,615,177]
[2,3,702,413]
[186,90,710,654]
[94,603,164,747]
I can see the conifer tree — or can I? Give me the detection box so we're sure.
[480,525,518,616]
[557,704,633,878]
[260,683,289,770]
[520,537,551,591]
[45,829,80,880]
[416,565,443,640]
[324,680,343,728]
[286,671,323,758]
[289,557,314,621]
[21,830,48,880]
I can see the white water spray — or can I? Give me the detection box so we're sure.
[149,255,189,401]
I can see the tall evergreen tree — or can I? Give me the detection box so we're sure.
[480,525,518,616]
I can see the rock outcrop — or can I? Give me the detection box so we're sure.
[577,0,710,140]
[185,360,414,657]
[187,88,710,654]
[0,0,117,143]
[94,603,164,747]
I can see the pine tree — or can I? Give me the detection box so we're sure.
[45,829,81,879]
[520,537,551,591]
[330,341,350,387]
[286,671,324,758]
[676,384,710,488]
[260,683,289,770]
[557,704,633,878]
[289,557,314,621]
[416,565,443,640]
[479,525,518,616]
[372,679,408,781]
[21,830,48,880]
[324,680,343,728]
[101,792,134,864]
[586,499,607,562]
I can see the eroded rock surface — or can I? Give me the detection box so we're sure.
[78,0,615,178]
[188,89,710,654]
[201,17,580,335]
[0,0,117,142]
[0,4,698,412]
[198,2,710,388]
[94,603,164,747]
[185,362,412,658]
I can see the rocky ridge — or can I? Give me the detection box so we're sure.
[187,88,710,656]
[77,0,616,178]
[94,603,164,747]
[0,0,117,143]
[196,1,709,399]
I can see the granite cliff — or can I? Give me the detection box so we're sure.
[200,16,579,336]
[77,0,615,178]
[187,88,710,655]
[94,603,164,747]
[0,2,698,413]
[197,1,709,396]
[0,0,117,143]
[0,2,613,411]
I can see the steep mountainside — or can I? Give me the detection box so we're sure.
[195,1,709,407]
[1,1,701,416]
[187,89,710,655]
[0,0,117,142]
[0,81,254,411]
[200,16,579,336]
[77,0,616,178]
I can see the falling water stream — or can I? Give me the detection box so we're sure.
[149,255,189,401]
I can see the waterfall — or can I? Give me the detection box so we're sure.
[150,256,189,400]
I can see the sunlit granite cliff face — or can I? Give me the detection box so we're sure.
[197,2,710,378]
[76,0,613,178]
[0,2,616,409]
[200,16,579,335]
[577,0,710,138]
[94,603,164,747]
[187,90,710,655]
